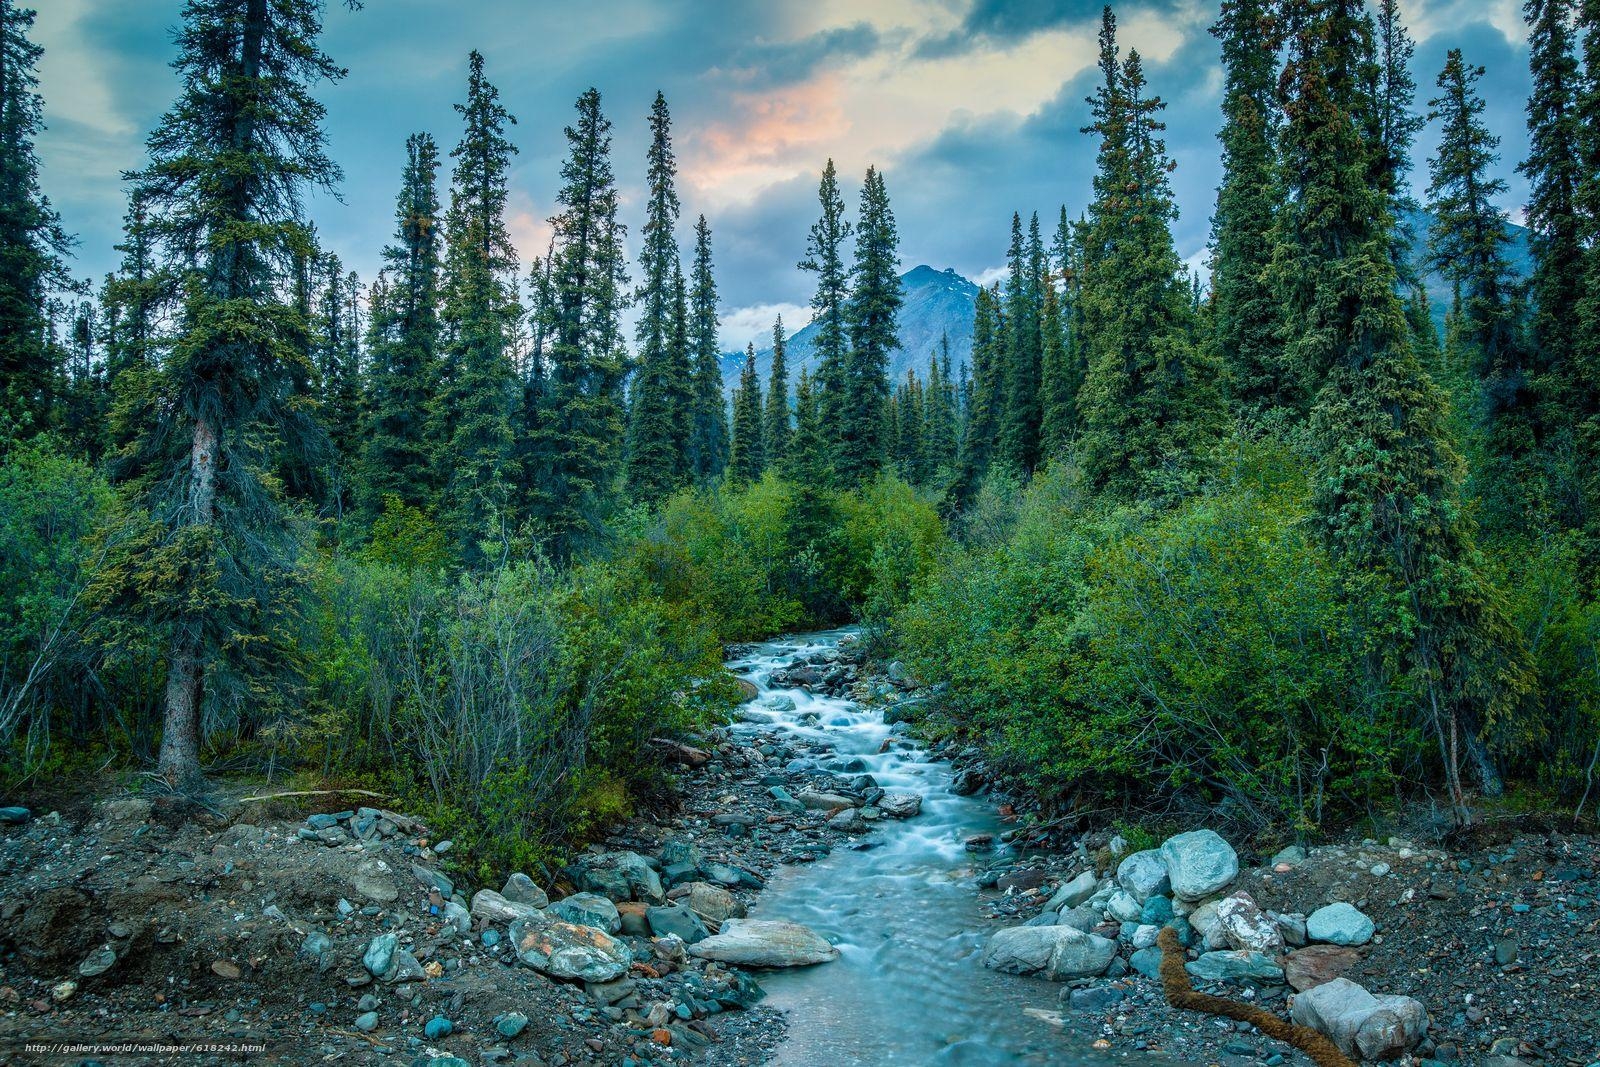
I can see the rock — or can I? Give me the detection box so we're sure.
[496,1012,528,1038]
[1160,830,1239,901]
[1277,912,1308,947]
[1307,902,1375,946]
[351,858,400,903]
[1057,906,1100,934]
[1290,977,1428,1059]
[1494,935,1518,966]
[1045,871,1100,911]
[827,808,866,832]
[354,1011,379,1032]
[767,786,806,814]
[689,919,839,967]
[646,904,709,944]
[1184,950,1285,985]
[982,925,1118,981]
[0,806,30,825]
[964,833,994,852]
[500,873,549,909]
[78,947,116,978]
[1107,890,1143,924]
[577,851,665,904]
[998,868,1049,893]
[471,889,544,926]
[411,863,452,897]
[362,933,398,979]
[1272,844,1308,868]
[1115,850,1171,903]
[100,798,152,823]
[1132,924,1161,949]
[510,917,632,982]
[1130,946,1164,978]
[385,949,427,983]
[683,882,745,924]
[798,790,856,811]
[1284,945,1362,992]
[1215,892,1285,954]
[951,767,986,796]
[1068,986,1126,1012]
[1140,896,1174,925]
[210,959,242,980]
[617,901,651,936]
[548,892,621,934]
[424,1016,453,1039]
[878,792,923,819]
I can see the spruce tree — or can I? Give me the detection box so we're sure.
[625,92,692,504]
[1077,10,1218,497]
[729,342,764,484]
[799,158,852,472]
[435,50,518,561]
[534,88,629,558]
[360,132,442,513]
[956,284,1004,498]
[114,0,348,789]
[764,316,791,469]
[1371,0,1426,281]
[837,165,902,485]
[1038,279,1075,458]
[102,192,166,456]
[0,0,70,436]
[1575,1,1600,421]
[686,215,728,484]
[1427,47,1529,506]
[998,212,1044,473]
[785,365,827,485]
[1278,0,1530,816]
[1519,0,1585,441]
[923,336,959,481]
[1209,0,1284,416]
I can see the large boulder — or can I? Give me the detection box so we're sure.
[1214,892,1285,955]
[689,919,838,967]
[500,873,549,909]
[1159,830,1239,901]
[577,851,665,905]
[683,882,745,924]
[548,892,622,934]
[510,917,632,982]
[1115,850,1171,903]
[1307,902,1375,946]
[646,904,709,944]
[982,925,1118,981]
[878,793,923,819]
[1184,950,1285,985]
[1045,870,1100,912]
[1290,977,1428,1059]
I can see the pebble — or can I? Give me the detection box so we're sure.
[424,1015,453,1039]
[355,1011,379,1032]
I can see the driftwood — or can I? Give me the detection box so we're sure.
[236,788,390,804]
[649,738,710,767]
[1156,927,1355,1067]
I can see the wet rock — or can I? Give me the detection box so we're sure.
[964,833,994,852]
[1307,902,1375,946]
[998,868,1049,893]
[510,917,632,982]
[878,792,923,819]
[983,925,1118,980]
[828,808,866,832]
[0,806,31,824]
[1215,891,1285,954]
[951,767,987,796]
[689,919,839,967]
[471,889,544,926]
[1290,977,1428,1059]
[500,872,549,909]
[1115,850,1171,903]
[1160,830,1239,901]
[682,881,745,924]
[798,790,856,811]
[1184,950,1285,985]
[1284,944,1362,992]
[1056,905,1100,934]
[646,904,709,944]
[496,1012,529,1038]
[548,892,621,934]
[1045,870,1100,911]
[577,851,665,905]
[767,786,806,815]
[362,932,398,978]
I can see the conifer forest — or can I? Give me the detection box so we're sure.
[3,1,1600,1063]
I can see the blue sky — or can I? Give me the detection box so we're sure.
[33,0,1533,351]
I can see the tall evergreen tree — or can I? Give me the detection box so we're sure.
[923,335,959,480]
[1371,0,1426,281]
[956,284,1004,498]
[1520,0,1586,445]
[0,0,71,436]
[1209,0,1284,416]
[837,165,902,485]
[799,158,852,471]
[685,215,728,484]
[764,316,791,469]
[729,342,764,484]
[1038,279,1075,458]
[102,192,166,456]
[625,92,691,504]
[1427,47,1529,504]
[784,365,827,485]
[434,50,518,561]
[115,0,349,789]
[1277,0,1530,815]
[360,132,442,513]
[534,87,629,558]
[1575,1,1600,423]
[997,212,1044,473]
[1077,9,1218,497]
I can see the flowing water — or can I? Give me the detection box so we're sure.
[725,629,1117,1067]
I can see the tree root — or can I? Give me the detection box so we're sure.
[1156,927,1356,1067]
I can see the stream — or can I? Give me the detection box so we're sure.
[725,629,1117,1066]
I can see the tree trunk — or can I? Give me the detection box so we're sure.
[158,415,218,791]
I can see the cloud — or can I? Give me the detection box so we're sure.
[719,302,814,352]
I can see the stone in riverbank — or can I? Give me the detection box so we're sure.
[1307,902,1375,946]
[878,792,923,819]
[1115,850,1171,903]
[689,919,839,967]
[1290,977,1428,1059]
[1160,829,1238,901]
[1184,949,1285,985]
[1044,870,1100,911]
[982,925,1117,980]
[547,892,621,934]
[510,917,632,982]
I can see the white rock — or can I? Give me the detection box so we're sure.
[1115,850,1171,903]
[1215,891,1285,955]
[1159,830,1239,901]
[689,919,839,967]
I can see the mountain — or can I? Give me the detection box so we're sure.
[1402,207,1535,327]
[721,265,979,394]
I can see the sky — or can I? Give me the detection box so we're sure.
[33,0,1534,351]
